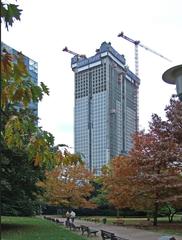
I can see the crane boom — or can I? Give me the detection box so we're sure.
[118,32,140,76]
[139,43,172,62]
[62,46,86,58]
[117,31,171,133]
[118,31,171,76]
[118,32,140,45]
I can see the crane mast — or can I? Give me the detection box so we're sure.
[118,32,140,76]
[117,31,171,133]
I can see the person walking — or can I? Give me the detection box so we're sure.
[66,211,70,221]
[70,210,76,223]
[65,211,70,226]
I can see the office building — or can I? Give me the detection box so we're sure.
[1,42,38,116]
[71,42,140,175]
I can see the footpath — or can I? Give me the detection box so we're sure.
[57,217,182,240]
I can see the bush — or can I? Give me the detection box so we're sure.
[102,218,107,224]
[75,207,147,217]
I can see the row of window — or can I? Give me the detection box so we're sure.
[75,65,107,98]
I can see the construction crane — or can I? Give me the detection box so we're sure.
[62,46,86,59]
[118,32,171,76]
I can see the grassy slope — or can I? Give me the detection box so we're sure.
[1,216,87,240]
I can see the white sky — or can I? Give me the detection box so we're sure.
[2,0,182,149]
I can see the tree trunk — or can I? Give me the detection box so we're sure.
[153,202,159,226]
[147,213,150,221]
[168,214,171,223]
[116,209,120,217]
[169,212,176,223]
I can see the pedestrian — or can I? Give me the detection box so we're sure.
[70,210,76,223]
[66,211,70,221]
[65,211,71,226]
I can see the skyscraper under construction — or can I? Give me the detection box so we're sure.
[71,42,140,175]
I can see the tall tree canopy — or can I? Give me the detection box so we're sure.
[1,48,58,167]
[102,155,136,211]
[1,2,66,215]
[39,151,96,209]
[102,97,182,225]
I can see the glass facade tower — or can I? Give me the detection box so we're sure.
[1,42,38,116]
[72,42,140,175]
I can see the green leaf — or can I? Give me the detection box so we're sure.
[1,3,22,30]
[40,82,49,95]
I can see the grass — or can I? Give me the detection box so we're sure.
[81,214,182,223]
[2,215,182,239]
[1,216,88,240]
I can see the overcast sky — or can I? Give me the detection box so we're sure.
[2,0,182,149]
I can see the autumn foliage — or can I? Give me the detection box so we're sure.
[1,47,62,167]
[102,156,136,210]
[39,151,96,209]
[102,97,182,225]
[1,9,69,214]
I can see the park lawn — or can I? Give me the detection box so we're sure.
[82,215,182,224]
[1,216,87,240]
[105,215,182,222]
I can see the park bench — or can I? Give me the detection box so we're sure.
[69,222,81,231]
[136,220,153,228]
[91,217,100,222]
[112,219,125,226]
[50,217,57,222]
[80,225,99,237]
[65,219,71,227]
[44,216,56,222]
[112,236,129,240]
[55,218,64,225]
[43,216,64,225]
[101,230,129,240]
[101,230,115,239]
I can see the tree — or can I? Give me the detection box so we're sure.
[1,48,58,167]
[39,151,96,209]
[90,177,109,208]
[1,1,22,30]
[102,155,136,216]
[1,48,66,214]
[0,46,56,215]
[1,148,46,216]
[1,2,64,215]
[102,97,182,225]
[129,97,182,226]
[160,202,180,223]
[165,97,182,145]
